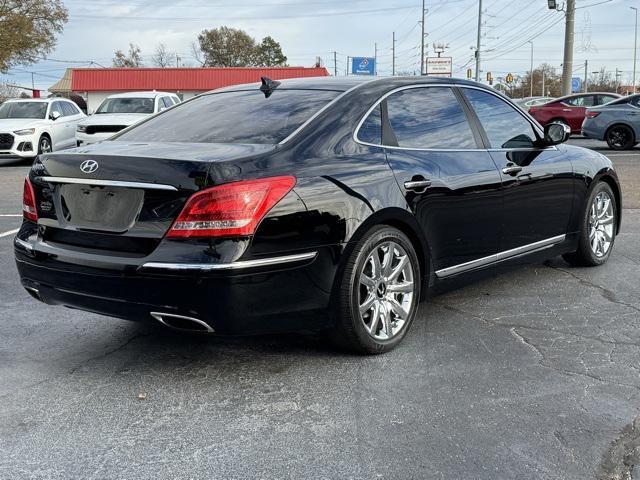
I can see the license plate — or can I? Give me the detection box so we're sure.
[59,184,144,233]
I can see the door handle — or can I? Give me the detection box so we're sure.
[502,165,523,176]
[404,179,432,191]
[562,108,572,112]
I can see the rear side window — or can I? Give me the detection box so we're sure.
[565,95,596,107]
[117,89,340,144]
[463,88,537,149]
[598,95,619,105]
[357,104,382,145]
[385,87,477,149]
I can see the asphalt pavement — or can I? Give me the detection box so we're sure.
[0,139,638,479]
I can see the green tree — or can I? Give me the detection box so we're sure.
[113,43,143,68]
[197,27,257,67]
[254,36,287,67]
[0,0,68,73]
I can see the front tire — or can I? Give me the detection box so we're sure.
[38,135,52,155]
[606,125,635,150]
[563,181,617,267]
[332,225,421,354]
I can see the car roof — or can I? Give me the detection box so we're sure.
[5,98,54,103]
[210,75,494,95]
[106,91,176,99]
[553,92,622,102]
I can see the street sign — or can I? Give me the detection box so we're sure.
[351,57,376,75]
[571,77,582,93]
[426,57,452,77]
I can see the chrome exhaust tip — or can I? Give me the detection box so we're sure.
[24,286,42,302]
[150,312,214,333]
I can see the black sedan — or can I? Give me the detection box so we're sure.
[15,76,621,354]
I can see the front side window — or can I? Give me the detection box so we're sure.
[0,102,47,119]
[463,88,537,149]
[161,97,173,109]
[96,98,155,114]
[51,101,64,117]
[61,102,77,116]
[385,87,477,149]
[117,89,340,144]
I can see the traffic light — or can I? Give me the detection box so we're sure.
[467,68,472,79]
[506,73,514,84]
[486,72,493,85]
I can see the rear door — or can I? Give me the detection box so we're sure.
[563,94,597,132]
[370,85,503,275]
[460,87,574,252]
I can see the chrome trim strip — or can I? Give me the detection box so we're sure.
[14,238,34,251]
[150,312,215,333]
[279,81,372,145]
[142,251,318,271]
[435,234,566,278]
[353,83,549,152]
[36,177,179,191]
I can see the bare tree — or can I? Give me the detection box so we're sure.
[0,82,20,103]
[113,43,143,68]
[151,43,173,68]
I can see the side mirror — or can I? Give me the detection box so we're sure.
[544,122,570,145]
[158,106,167,112]
[87,109,94,115]
[50,111,61,121]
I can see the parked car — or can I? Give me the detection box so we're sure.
[582,93,640,150]
[515,96,555,109]
[529,92,621,134]
[76,91,181,146]
[0,98,85,161]
[15,77,621,354]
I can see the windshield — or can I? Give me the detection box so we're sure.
[116,89,340,144]
[96,98,155,114]
[0,102,47,119]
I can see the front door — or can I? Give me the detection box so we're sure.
[374,86,503,274]
[460,87,574,252]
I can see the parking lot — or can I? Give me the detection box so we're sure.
[0,138,638,479]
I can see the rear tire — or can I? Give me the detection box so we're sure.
[563,181,617,267]
[331,225,421,354]
[605,125,635,150]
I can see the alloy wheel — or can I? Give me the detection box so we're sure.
[588,191,615,258]
[39,137,52,154]
[607,127,632,149]
[358,241,415,341]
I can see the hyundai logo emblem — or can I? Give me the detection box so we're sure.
[80,160,99,174]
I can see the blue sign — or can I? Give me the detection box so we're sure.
[571,77,582,93]
[351,57,376,76]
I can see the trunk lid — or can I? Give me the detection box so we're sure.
[31,141,276,255]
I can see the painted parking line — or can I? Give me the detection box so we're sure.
[0,214,21,217]
[0,229,19,238]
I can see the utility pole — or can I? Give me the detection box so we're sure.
[176,54,180,67]
[392,31,396,76]
[632,7,638,93]
[420,0,426,75]
[584,59,588,93]
[333,51,337,76]
[528,41,534,98]
[615,68,622,93]
[346,56,349,76]
[542,70,546,96]
[561,0,575,96]
[374,43,378,76]
[475,0,483,82]
[31,72,35,91]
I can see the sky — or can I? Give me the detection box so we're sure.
[1,0,637,93]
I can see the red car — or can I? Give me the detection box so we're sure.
[528,92,621,134]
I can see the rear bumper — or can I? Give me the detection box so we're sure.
[581,120,603,140]
[15,237,340,335]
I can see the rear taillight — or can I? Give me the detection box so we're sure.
[167,176,296,238]
[22,177,38,222]
[586,111,600,118]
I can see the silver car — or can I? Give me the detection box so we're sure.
[582,94,640,150]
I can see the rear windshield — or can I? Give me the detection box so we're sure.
[116,89,340,144]
[0,102,47,119]
[96,98,155,114]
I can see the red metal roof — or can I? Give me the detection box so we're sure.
[70,67,329,92]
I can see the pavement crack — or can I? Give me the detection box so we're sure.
[68,333,146,375]
[546,264,640,315]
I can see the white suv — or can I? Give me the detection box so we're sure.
[0,98,85,161]
[76,91,181,146]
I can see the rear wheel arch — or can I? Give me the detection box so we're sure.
[605,123,636,146]
[339,208,432,292]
